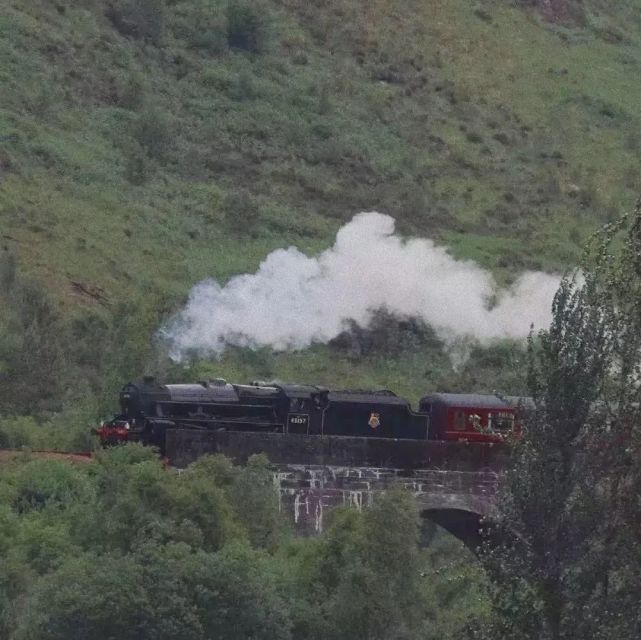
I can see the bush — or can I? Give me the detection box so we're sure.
[226,1,266,52]
[0,253,17,293]
[114,73,146,111]
[12,460,92,514]
[132,108,171,161]
[189,27,228,55]
[106,0,165,45]
[0,416,40,449]
[122,141,151,185]
[223,191,260,234]
[330,310,442,359]
[230,71,257,101]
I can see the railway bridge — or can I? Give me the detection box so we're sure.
[168,430,510,548]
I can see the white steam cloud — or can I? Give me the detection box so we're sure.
[163,212,560,359]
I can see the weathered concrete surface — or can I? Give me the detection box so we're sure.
[166,430,508,547]
[272,464,500,547]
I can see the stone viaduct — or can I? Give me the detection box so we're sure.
[168,430,510,548]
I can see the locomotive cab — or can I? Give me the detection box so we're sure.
[273,383,329,435]
[323,390,428,439]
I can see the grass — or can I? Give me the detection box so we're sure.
[1,0,641,414]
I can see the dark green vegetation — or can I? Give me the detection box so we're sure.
[0,447,488,639]
[477,206,641,638]
[3,0,641,424]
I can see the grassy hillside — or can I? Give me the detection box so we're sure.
[1,0,641,419]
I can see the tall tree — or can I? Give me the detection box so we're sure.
[479,201,641,639]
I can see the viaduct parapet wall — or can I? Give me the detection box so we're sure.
[167,429,509,471]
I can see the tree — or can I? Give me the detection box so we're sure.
[229,454,285,549]
[11,543,291,640]
[479,201,641,639]
[73,445,241,553]
[283,488,428,640]
[329,489,425,640]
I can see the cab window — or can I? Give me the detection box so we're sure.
[453,410,466,430]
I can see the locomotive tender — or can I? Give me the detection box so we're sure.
[96,376,521,452]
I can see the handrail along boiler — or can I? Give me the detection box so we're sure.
[97,376,523,452]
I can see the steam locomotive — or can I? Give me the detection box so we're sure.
[96,376,521,452]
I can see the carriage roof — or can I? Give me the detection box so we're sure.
[420,393,513,410]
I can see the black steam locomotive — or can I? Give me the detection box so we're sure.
[97,376,520,452]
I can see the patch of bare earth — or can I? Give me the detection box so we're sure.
[0,449,93,463]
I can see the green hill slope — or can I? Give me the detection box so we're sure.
[1,0,641,418]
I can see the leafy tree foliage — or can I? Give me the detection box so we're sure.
[277,489,432,640]
[12,543,291,640]
[0,446,488,639]
[480,201,641,639]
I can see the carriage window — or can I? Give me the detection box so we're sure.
[492,412,514,431]
[467,413,482,431]
[454,411,466,430]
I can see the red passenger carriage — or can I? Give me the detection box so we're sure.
[419,393,519,443]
